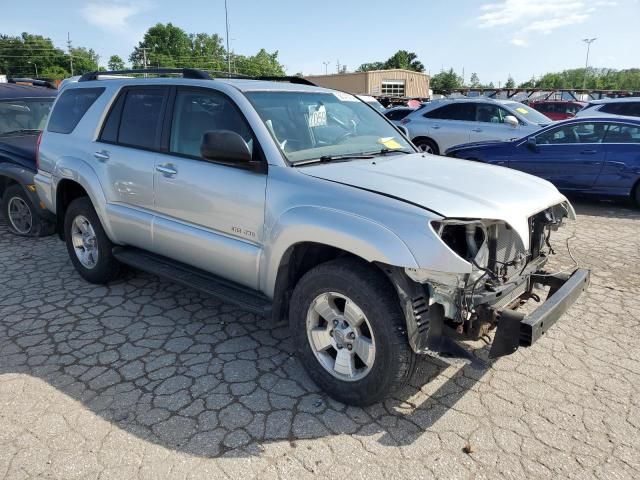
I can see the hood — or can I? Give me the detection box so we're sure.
[0,133,38,169]
[446,139,514,153]
[300,153,570,250]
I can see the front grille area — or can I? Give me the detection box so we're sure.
[488,223,526,279]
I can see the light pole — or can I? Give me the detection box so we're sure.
[224,0,231,74]
[322,61,330,75]
[582,37,597,90]
[28,61,38,78]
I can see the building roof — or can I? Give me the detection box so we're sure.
[305,69,429,78]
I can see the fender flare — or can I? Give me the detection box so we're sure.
[53,156,117,241]
[260,205,420,297]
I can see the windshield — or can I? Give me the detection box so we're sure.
[504,101,552,125]
[245,91,413,164]
[0,98,54,135]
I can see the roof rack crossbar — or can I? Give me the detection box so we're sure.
[79,68,211,82]
[256,76,316,86]
[7,77,57,89]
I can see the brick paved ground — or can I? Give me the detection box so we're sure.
[0,199,639,479]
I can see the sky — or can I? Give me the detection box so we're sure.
[2,0,639,85]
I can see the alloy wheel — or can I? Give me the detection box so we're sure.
[70,215,99,269]
[7,196,33,234]
[306,291,376,382]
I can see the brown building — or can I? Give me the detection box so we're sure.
[304,69,430,98]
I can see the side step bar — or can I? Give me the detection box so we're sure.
[112,247,272,316]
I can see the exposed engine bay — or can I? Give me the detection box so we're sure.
[394,201,583,361]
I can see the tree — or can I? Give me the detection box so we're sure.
[108,55,125,70]
[40,65,69,80]
[130,23,192,68]
[469,72,480,87]
[234,49,285,76]
[505,75,516,89]
[0,33,68,78]
[357,50,424,73]
[430,68,463,92]
[70,47,99,74]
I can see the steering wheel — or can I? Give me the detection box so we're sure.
[335,131,355,144]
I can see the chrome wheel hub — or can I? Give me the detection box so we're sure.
[71,215,99,269]
[306,292,376,382]
[418,143,433,154]
[7,196,33,234]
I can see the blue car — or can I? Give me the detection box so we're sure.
[445,117,640,207]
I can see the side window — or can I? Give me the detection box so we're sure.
[476,104,508,123]
[603,124,640,143]
[424,103,475,121]
[47,87,104,134]
[169,89,253,159]
[117,88,167,149]
[536,122,607,144]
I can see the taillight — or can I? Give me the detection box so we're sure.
[400,117,411,125]
[35,131,43,170]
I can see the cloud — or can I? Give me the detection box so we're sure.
[478,0,589,33]
[81,1,149,32]
[510,37,528,47]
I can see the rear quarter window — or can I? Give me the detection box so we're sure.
[47,87,105,134]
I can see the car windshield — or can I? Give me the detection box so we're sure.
[0,98,54,135]
[505,101,552,125]
[245,91,413,164]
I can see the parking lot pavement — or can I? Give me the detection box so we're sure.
[0,200,639,480]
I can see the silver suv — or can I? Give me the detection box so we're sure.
[35,69,589,405]
[403,97,551,154]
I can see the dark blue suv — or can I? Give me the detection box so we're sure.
[0,79,57,236]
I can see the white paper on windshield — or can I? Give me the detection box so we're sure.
[308,104,327,127]
[333,92,358,102]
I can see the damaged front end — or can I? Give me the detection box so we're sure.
[387,202,590,366]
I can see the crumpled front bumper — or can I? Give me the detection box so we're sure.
[489,268,590,358]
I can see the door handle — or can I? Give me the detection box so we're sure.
[471,128,482,132]
[494,161,506,165]
[156,164,177,176]
[93,150,110,161]
[432,125,441,129]
[580,150,598,155]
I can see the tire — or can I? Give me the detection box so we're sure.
[413,137,439,155]
[633,182,640,209]
[290,258,416,406]
[1,184,54,237]
[64,197,120,284]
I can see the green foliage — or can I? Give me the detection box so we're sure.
[40,65,69,80]
[469,72,480,88]
[234,49,285,76]
[431,68,463,91]
[522,68,640,90]
[357,50,424,72]
[0,33,68,78]
[108,55,126,70]
[505,75,516,88]
[70,47,99,74]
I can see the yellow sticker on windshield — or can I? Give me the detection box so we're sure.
[516,107,528,114]
[378,137,403,149]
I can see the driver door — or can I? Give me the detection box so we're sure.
[151,87,267,289]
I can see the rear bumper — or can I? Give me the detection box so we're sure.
[489,268,590,358]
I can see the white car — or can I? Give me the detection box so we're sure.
[402,98,551,154]
[575,97,640,118]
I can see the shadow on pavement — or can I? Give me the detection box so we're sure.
[0,223,497,458]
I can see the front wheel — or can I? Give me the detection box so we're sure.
[2,184,54,237]
[413,138,439,155]
[64,197,121,284]
[290,258,416,406]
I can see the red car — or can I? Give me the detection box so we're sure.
[529,100,586,121]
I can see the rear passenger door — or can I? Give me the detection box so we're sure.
[469,104,520,143]
[151,87,267,289]
[97,86,169,247]
[421,103,475,151]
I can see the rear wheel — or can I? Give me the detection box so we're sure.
[633,181,640,209]
[290,258,416,406]
[2,184,54,237]
[64,197,121,284]
[413,138,439,155]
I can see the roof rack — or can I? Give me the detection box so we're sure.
[77,68,316,86]
[79,68,212,82]
[8,77,57,89]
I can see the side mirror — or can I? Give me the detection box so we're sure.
[526,136,538,150]
[397,125,409,137]
[504,115,519,128]
[201,130,254,166]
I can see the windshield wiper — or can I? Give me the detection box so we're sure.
[293,154,375,167]
[0,129,41,136]
[365,148,413,156]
